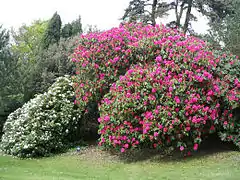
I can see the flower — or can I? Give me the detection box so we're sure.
[163,127,168,133]
[186,127,191,131]
[158,124,163,129]
[154,132,159,137]
[207,96,211,101]
[155,55,162,62]
[174,96,180,104]
[152,88,157,93]
[180,146,184,151]
[98,117,102,123]
[104,115,110,122]
[193,144,198,151]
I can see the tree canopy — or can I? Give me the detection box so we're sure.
[122,0,234,34]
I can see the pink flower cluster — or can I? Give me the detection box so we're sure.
[72,23,180,107]
[72,23,240,153]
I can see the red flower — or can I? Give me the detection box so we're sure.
[163,127,168,133]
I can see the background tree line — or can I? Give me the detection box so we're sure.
[0,12,84,135]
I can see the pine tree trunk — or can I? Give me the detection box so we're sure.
[183,0,193,34]
[151,0,158,26]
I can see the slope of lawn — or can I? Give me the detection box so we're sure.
[0,144,240,180]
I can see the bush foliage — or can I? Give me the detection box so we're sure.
[72,23,178,108]
[1,76,83,157]
[73,23,240,153]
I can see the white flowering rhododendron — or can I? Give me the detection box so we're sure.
[1,76,83,157]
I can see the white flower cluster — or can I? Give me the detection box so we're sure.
[0,76,82,158]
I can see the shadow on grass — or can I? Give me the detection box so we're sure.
[106,134,239,164]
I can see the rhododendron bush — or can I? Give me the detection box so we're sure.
[73,23,240,153]
[1,76,83,157]
[72,23,180,108]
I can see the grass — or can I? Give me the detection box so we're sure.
[0,144,240,180]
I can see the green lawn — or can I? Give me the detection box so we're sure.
[0,146,239,180]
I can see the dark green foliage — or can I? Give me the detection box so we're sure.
[36,36,79,93]
[0,26,11,106]
[11,20,48,102]
[61,23,73,38]
[71,16,83,36]
[42,12,62,49]
[21,36,78,98]
[0,25,22,137]
[0,25,9,49]
[12,19,79,104]
[61,16,83,39]
[205,0,240,57]
[196,0,234,23]
[81,101,100,141]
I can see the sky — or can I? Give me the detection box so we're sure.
[0,0,209,33]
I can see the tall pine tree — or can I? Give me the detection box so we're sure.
[122,0,234,34]
[71,16,83,36]
[61,16,83,39]
[122,0,171,26]
[42,12,62,49]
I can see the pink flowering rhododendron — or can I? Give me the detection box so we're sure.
[72,23,240,153]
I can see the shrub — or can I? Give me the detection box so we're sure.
[213,50,240,149]
[72,23,181,135]
[73,23,239,153]
[0,76,83,157]
[97,25,240,153]
[72,23,181,110]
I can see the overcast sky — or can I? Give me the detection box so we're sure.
[0,0,209,33]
